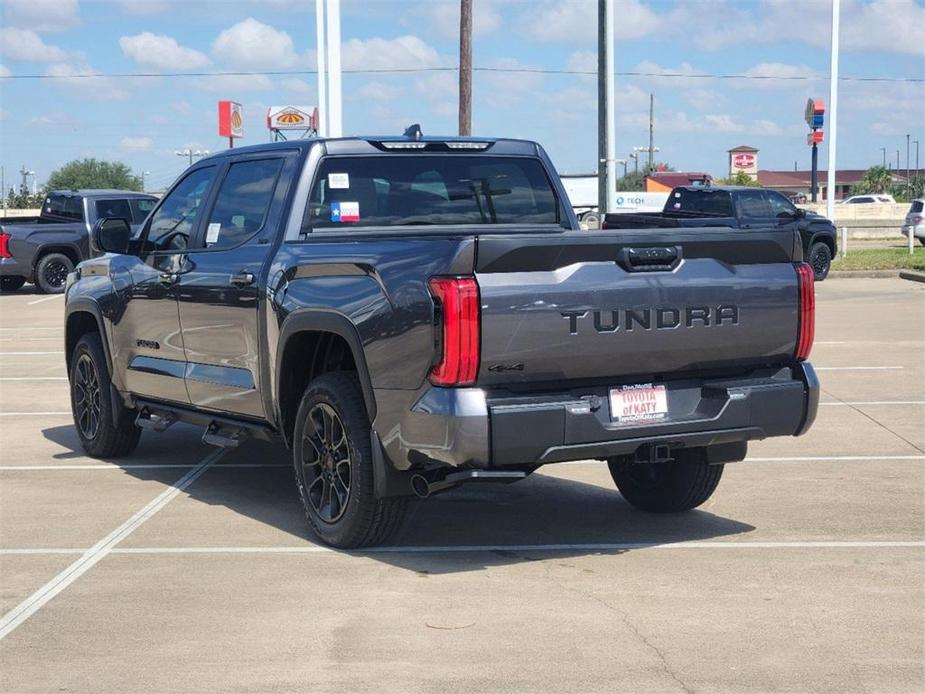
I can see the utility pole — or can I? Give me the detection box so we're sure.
[141,171,151,192]
[825,0,840,218]
[880,147,886,168]
[896,149,900,170]
[906,133,910,182]
[458,0,472,136]
[176,149,209,167]
[596,0,606,216]
[647,93,654,172]
[915,140,920,171]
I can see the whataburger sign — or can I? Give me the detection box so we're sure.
[267,106,319,131]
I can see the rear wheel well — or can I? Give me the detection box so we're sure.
[811,234,835,256]
[279,331,359,444]
[37,245,80,268]
[66,312,101,374]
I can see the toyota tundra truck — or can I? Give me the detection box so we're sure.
[64,134,819,548]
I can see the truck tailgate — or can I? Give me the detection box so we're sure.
[475,229,801,386]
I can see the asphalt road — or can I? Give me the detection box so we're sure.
[1,278,923,693]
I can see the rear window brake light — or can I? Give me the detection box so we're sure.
[446,142,490,150]
[380,142,427,150]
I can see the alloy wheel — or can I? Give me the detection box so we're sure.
[73,353,102,439]
[300,403,351,523]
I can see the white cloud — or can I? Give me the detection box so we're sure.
[356,82,402,101]
[479,58,544,108]
[2,0,79,32]
[0,64,10,78]
[113,0,172,15]
[120,33,211,71]
[0,28,68,63]
[44,62,129,100]
[212,18,301,69]
[120,136,154,152]
[280,77,314,94]
[426,0,501,40]
[28,112,71,127]
[342,35,443,71]
[195,73,274,93]
[737,62,820,89]
[522,0,658,42]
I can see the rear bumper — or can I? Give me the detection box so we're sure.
[375,363,819,470]
[0,257,30,279]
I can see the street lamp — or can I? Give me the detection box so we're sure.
[141,171,151,193]
[629,152,639,174]
[914,140,920,172]
[880,147,886,168]
[175,149,209,167]
[633,146,660,173]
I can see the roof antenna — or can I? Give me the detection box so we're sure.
[403,123,423,141]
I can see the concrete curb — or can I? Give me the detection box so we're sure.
[828,270,902,279]
[899,271,925,284]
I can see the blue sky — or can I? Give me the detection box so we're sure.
[1,0,923,192]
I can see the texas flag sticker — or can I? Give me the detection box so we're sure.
[331,201,360,222]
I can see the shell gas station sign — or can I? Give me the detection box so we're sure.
[218,100,244,145]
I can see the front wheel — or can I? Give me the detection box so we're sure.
[0,276,26,292]
[35,252,74,294]
[607,448,723,513]
[69,332,141,458]
[292,372,408,548]
[808,242,832,281]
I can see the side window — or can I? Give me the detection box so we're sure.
[132,198,157,224]
[95,199,132,221]
[738,190,771,219]
[202,159,283,250]
[766,191,797,218]
[143,166,215,253]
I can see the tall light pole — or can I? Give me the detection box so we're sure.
[648,93,655,171]
[141,171,150,193]
[896,149,900,170]
[914,140,920,171]
[597,0,616,215]
[459,0,472,136]
[176,149,209,167]
[880,147,886,168]
[906,133,911,182]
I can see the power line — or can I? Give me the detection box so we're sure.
[0,67,921,83]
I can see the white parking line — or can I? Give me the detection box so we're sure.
[560,454,925,465]
[0,412,71,416]
[1,540,922,557]
[26,294,64,306]
[0,463,289,470]
[0,351,64,356]
[0,447,226,641]
[815,366,905,371]
[820,401,925,406]
[0,337,61,342]
[0,377,67,381]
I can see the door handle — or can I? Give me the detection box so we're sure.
[230,271,255,288]
[158,272,178,286]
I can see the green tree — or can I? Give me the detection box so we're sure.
[850,165,894,196]
[716,171,760,187]
[45,159,142,192]
[890,172,924,203]
[616,162,675,191]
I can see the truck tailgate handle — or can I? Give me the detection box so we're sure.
[619,246,680,272]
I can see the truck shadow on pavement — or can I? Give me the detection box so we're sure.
[41,427,755,574]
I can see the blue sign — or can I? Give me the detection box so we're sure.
[811,114,824,128]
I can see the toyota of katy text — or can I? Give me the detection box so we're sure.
[63,134,819,548]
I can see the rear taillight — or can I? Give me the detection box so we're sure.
[795,263,815,361]
[911,215,923,225]
[0,232,11,259]
[428,276,480,386]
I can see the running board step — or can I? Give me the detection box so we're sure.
[201,423,247,448]
[135,410,176,433]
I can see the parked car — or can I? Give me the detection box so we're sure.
[902,198,925,245]
[65,134,818,548]
[0,190,157,293]
[840,194,896,204]
[602,185,838,280]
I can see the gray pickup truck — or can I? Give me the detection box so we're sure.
[0,190,156,293]
[64,134,819,548]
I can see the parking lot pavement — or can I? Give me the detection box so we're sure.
[0,278,922,692]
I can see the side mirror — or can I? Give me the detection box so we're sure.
[795,207,807,219]
[92,217,132,255]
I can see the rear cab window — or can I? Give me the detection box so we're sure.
[667,189,733,216]
[43,194,83,221]
[304,155,559,230]
[131,198,157,223]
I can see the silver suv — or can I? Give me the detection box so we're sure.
[902,198,924,246]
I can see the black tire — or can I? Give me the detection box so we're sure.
[0,276,26,292]
[292,371,408,548]
[808,242,831,281]
[35,252,74,294]
[607,448,723,513]
[69,332,141,458]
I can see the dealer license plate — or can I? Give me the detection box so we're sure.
[609,384,668,423]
